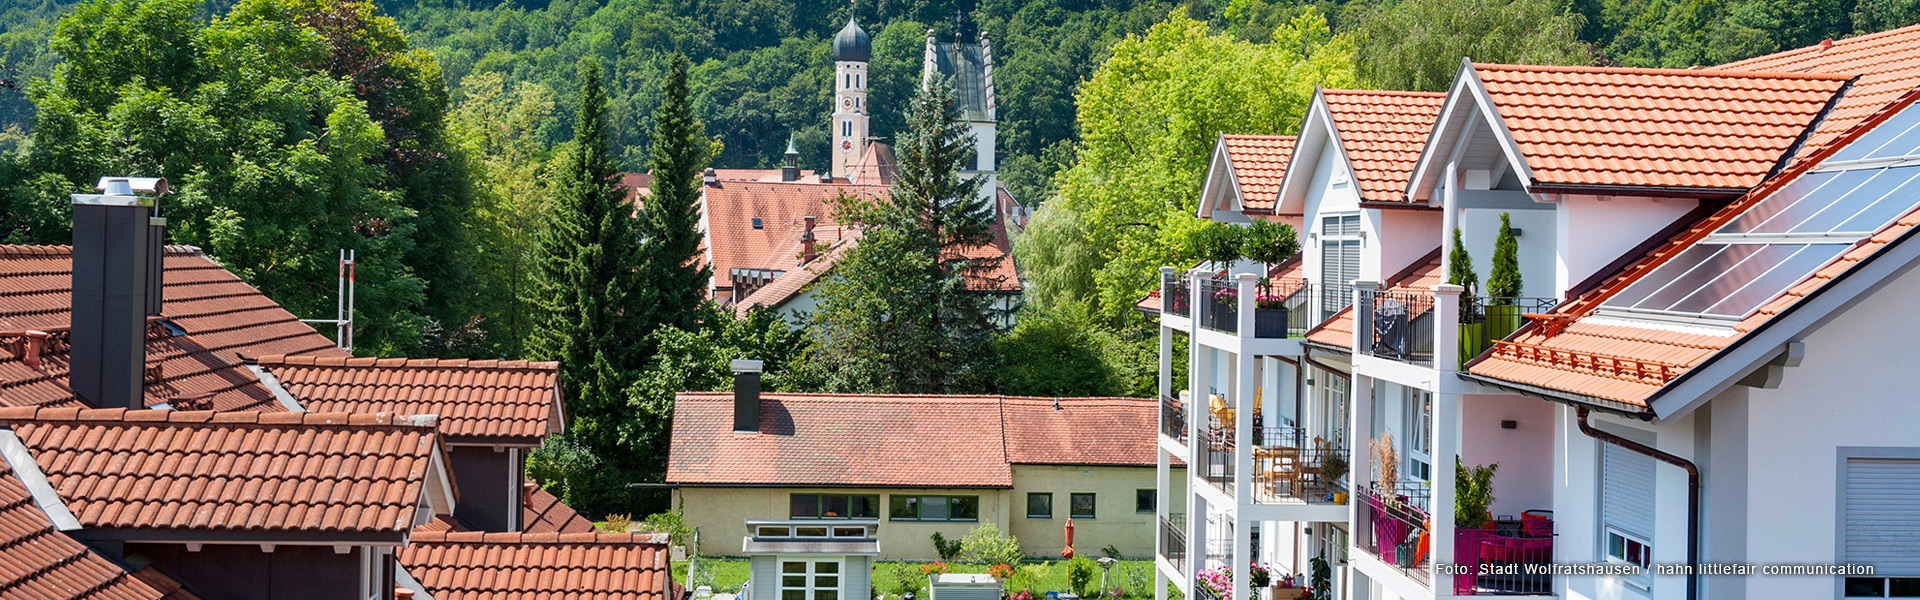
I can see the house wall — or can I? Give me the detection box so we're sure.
[449,445,522,532]
[129,542,375,600]
[676,486,1013,560]
[1457,206,1555,299]
[1008,465,1187,561]
[1376,209,1442,281]
[1554,195,1696,295]
[1300,144,1370,285]
[1459,394,1554,519]
[1553,405,1699,600]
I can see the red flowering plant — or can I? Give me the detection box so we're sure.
[921,562,952,575]
[988,564,1014,580]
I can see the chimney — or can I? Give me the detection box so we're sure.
[801,216,818,264]
[731,359,763,433]
[69,176,169,410]
[782,136,801,182]
[20,331,49,370]
[1819,39,1834,53]
[703,167,719,187]
[523,481,538,505]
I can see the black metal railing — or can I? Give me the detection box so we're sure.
[1359,289,1435,367]
[1199,278,1238,333]
[1250,427,1351,504]
[1164,271,1192,319]
[1454,515,1556,596]
[1319,282,1354,324]
[1358,483,1432,587]
[1161,514,1188,575]
[1198,429,1235,495]
[1247,279,1312,338]
[1457,296,1559,369]
[1162,395,1188,445]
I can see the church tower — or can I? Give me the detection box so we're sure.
[831,16,870,180]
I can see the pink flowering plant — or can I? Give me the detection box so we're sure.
[1197,563,1277,599]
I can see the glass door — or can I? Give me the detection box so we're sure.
[780,559,841,600]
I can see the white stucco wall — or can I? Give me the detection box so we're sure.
[1377,209,1443,280]
[1458,207,1556,299]
[1554,196,1696,295]
[1554,406,1698,600]
[1460,394,1556,519]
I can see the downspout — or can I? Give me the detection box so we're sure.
[1576,407,1700,600]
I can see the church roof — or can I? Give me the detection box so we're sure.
[833,18,870,62]
[930,41,992,122]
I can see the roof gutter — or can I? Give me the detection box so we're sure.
[1455,371,1653,420]
[1523,182,1747,200]
[1575,407,1700,600]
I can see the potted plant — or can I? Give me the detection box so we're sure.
[1318,453,1348,503]
[1485,213,1526,340]
[1448,228,1485,367]
[1241,219,1301,338]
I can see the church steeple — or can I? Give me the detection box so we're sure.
[830,6,870,180]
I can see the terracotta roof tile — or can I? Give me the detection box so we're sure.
[0,246,346,411]
[1714,24,1920,163]
[0,408,440,535]
[255,356,561,443]
[1322,90,1447,204]
[1304,250,1443,349]
[522,480,596,534]
[399,531,678,600]
[701,181,884,295]
[129,567,200,600]
[667,395,1168,487]
[1469,86,1920,408]
[734,231,860,317]
[0,462,173,600]
[1472,63,1851,191]
[1220,135,1295,210]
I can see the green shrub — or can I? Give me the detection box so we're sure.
[886,562,926,597]
[1487,213,1522,299]
[960,524,1025,566]
[1068,556,1098,597]
[932,532,964,561]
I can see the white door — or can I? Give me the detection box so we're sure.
[780,559,842,600]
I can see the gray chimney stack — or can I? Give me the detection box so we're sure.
[69,176,169,410]
[731,359,763,433]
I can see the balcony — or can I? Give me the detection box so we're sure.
[1199,278,1239,334]
[1197,428,1235,496]
[1160,514,1188,576]
[1162,394,1188,445]
[1250,427,1350,506]
[1454,516,1557,595]
[1357,483,1432,587]
[1163,271,1192,319]
[1457,296,1558,370]
[1358,289,1435,367]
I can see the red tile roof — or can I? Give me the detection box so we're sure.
[0,246,347,411]
[0,462,175,600]
[523,480,596,534]
[255,356,562,444]
[733,234,859,317]
[1471,63,1851,192]
[1304,250,1443,349]
[0,407,444,536]
[1321,90,1447,204]
[1714,24,1920,163]
[1468,87,1920,408]
[701,181,885,295]
[399,531,678,600]
[667,394,1168,487]
[129,567,200,600]
[1220,135,1295,211]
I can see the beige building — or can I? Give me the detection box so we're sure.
[668,384,1185,560]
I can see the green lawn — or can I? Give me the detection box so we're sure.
[674,559,1171,599]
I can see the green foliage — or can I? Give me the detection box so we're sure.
[1487,213,1522,299]
[1196,221,1245,266]
[451,72,560,357]
[1306,554,1332,600]
[641,510,696,549]
[994,303,1122,397]
[932,532,965,561]
[638,52,715,340]
[1455,455,1500,528]
[1067,556,1099,597]
[1351,0,1591,91]
[959,524,1025,566]
[797,79,1002,394]
[1446,228,1478,295]
[1240,219,1301,269]
[1100,544,1125,559]
[526,433,627,519]
[885,562,927,598]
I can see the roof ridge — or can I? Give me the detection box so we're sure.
[1716,22,1920,68]
[0,407,441,429]
[410,530,668,544]
[1322,88,1448,98]
[0,245,206,257]
[1472,61,1854,81]
[254,354,560,371]
[1220,134,1296,140]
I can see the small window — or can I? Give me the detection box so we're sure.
[1027,493,1053,519]
[1603,527,1652,581]
[791,494,878,519]
[757,526,792,538]
[752,217,764,229]
[1845,577,1920,597]
[1070,493,1096,519]
[889,495,980,522]
[1136,490,1155,513]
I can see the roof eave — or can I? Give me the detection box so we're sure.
[1523,182,1749,200]
[1456,371,1654,420]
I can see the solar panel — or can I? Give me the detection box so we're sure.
[1828,103,1920,163]
[1717,165,1920,236]
[1603,243,1849,318]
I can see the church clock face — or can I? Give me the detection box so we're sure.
[841,96,854,110]
[841,139,854,153]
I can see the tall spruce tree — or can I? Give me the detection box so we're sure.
[803,79,1002,394]
[638,52,712,339]
[1447,227,1478,296]
[1488,213,1523,300]
[524,58,645,515]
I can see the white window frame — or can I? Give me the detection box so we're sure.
[1319,213,1362,318]
[778,557,845,600]
[1312,367,1348,450]
[1602,527,1654,589]
[1404,389,1431,484]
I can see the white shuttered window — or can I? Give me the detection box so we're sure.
[1601,442,1656,587]
[1844,458,1920,575]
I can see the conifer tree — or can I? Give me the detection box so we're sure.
[524,59,646,514]
[1447,227,1478,296]
[637,52,712,339]
[1488,213,1522,300]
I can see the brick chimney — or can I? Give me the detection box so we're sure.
[703,167,718,187]
[731,359,763,433]
[69,176,168,410]
[801,216,818,264]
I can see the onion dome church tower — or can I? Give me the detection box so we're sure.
[830,15,871,180]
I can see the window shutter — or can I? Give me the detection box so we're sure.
[1277,362,1298,426]
[1845,458,1920,574]
[1601,442,1656,538]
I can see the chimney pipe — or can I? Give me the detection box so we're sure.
[731,359,764,433]
[20,331,48,370]
[801,216,818,263]
[703,168,719,187]
[69,176,169,410]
